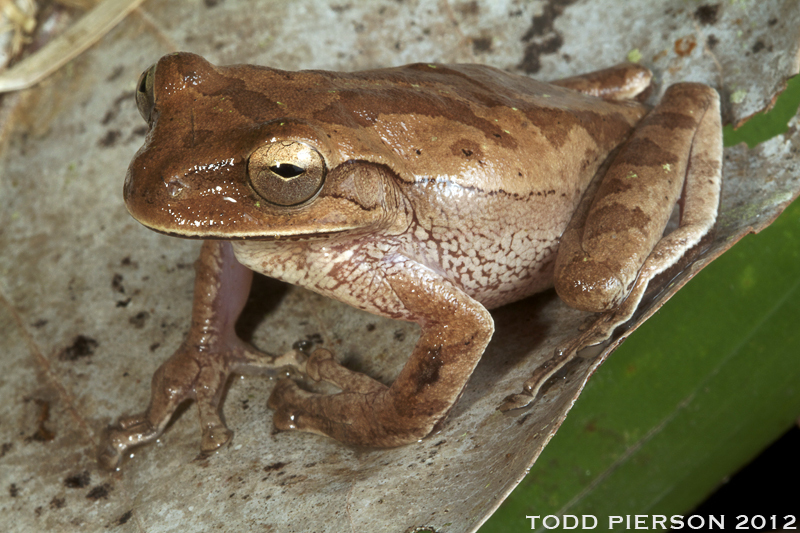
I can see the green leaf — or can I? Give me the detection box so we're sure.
[724,75,800,148]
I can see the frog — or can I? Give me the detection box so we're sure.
[99,52,721,469]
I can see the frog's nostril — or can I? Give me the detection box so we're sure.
[166,177,188,198]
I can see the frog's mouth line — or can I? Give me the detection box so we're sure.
[144,225,350,242]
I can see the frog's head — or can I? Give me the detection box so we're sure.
[124,52,408,240]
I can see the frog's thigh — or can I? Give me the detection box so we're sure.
[269,263,494,447]
[555,83,721,315]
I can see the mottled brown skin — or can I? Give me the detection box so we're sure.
[100,53,721,468]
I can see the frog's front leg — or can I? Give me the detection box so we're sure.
[99,241,302,469]
[504,83,722,410]
[268,261,494,447]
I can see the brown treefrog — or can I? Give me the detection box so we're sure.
[99,53,721,469]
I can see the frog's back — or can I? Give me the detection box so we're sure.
[298,62,648,196]
[213,60,646,196]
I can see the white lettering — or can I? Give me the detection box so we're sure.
[671,515,685,529]
[542,515,560,529]
[688,515,705,529]
[709,515,724,529]
[609,516,624,528]
[653,515,667,529]
[563,515,578,530]
[635,515,648,529]
[527,514,603,529]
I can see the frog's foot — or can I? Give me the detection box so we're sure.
[267,349,434,447]
[499,346,575,412]
[100,241,308,469]
[99,342,227,469]
[99,339,297,470]
[499,313,620,412]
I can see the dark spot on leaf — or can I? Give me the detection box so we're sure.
[101,92,134,125]
[59,335,98,361]
[518,0,577,73]
[111,273,124,293]
[0,442,12,458]
[694,4,720,25]
[105,65,125,82]
[30,398,55,442]
[457,0,479,16]
[32,318,47,328]
[9,484,19,497]
[472,36,492,53]
[49,496,65,509]
[751,40,765,54]
[366,323,376,332]
[64,471,91,489]
[278,474,307,486]
[98,130,121,147]
[116,510,133,525]
[263,461,288,472]
[129,311,149,329]
[86,484,112,501]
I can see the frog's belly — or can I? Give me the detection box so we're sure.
[414,224,561,310]
[406,189,574,310]
[459,244,558,310]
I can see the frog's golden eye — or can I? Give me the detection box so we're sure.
[248,141,326,206]
[135,63,157,123]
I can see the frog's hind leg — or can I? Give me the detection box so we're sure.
[99,241,298,469]
[502,83,722,411]
[555,83,722,318]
